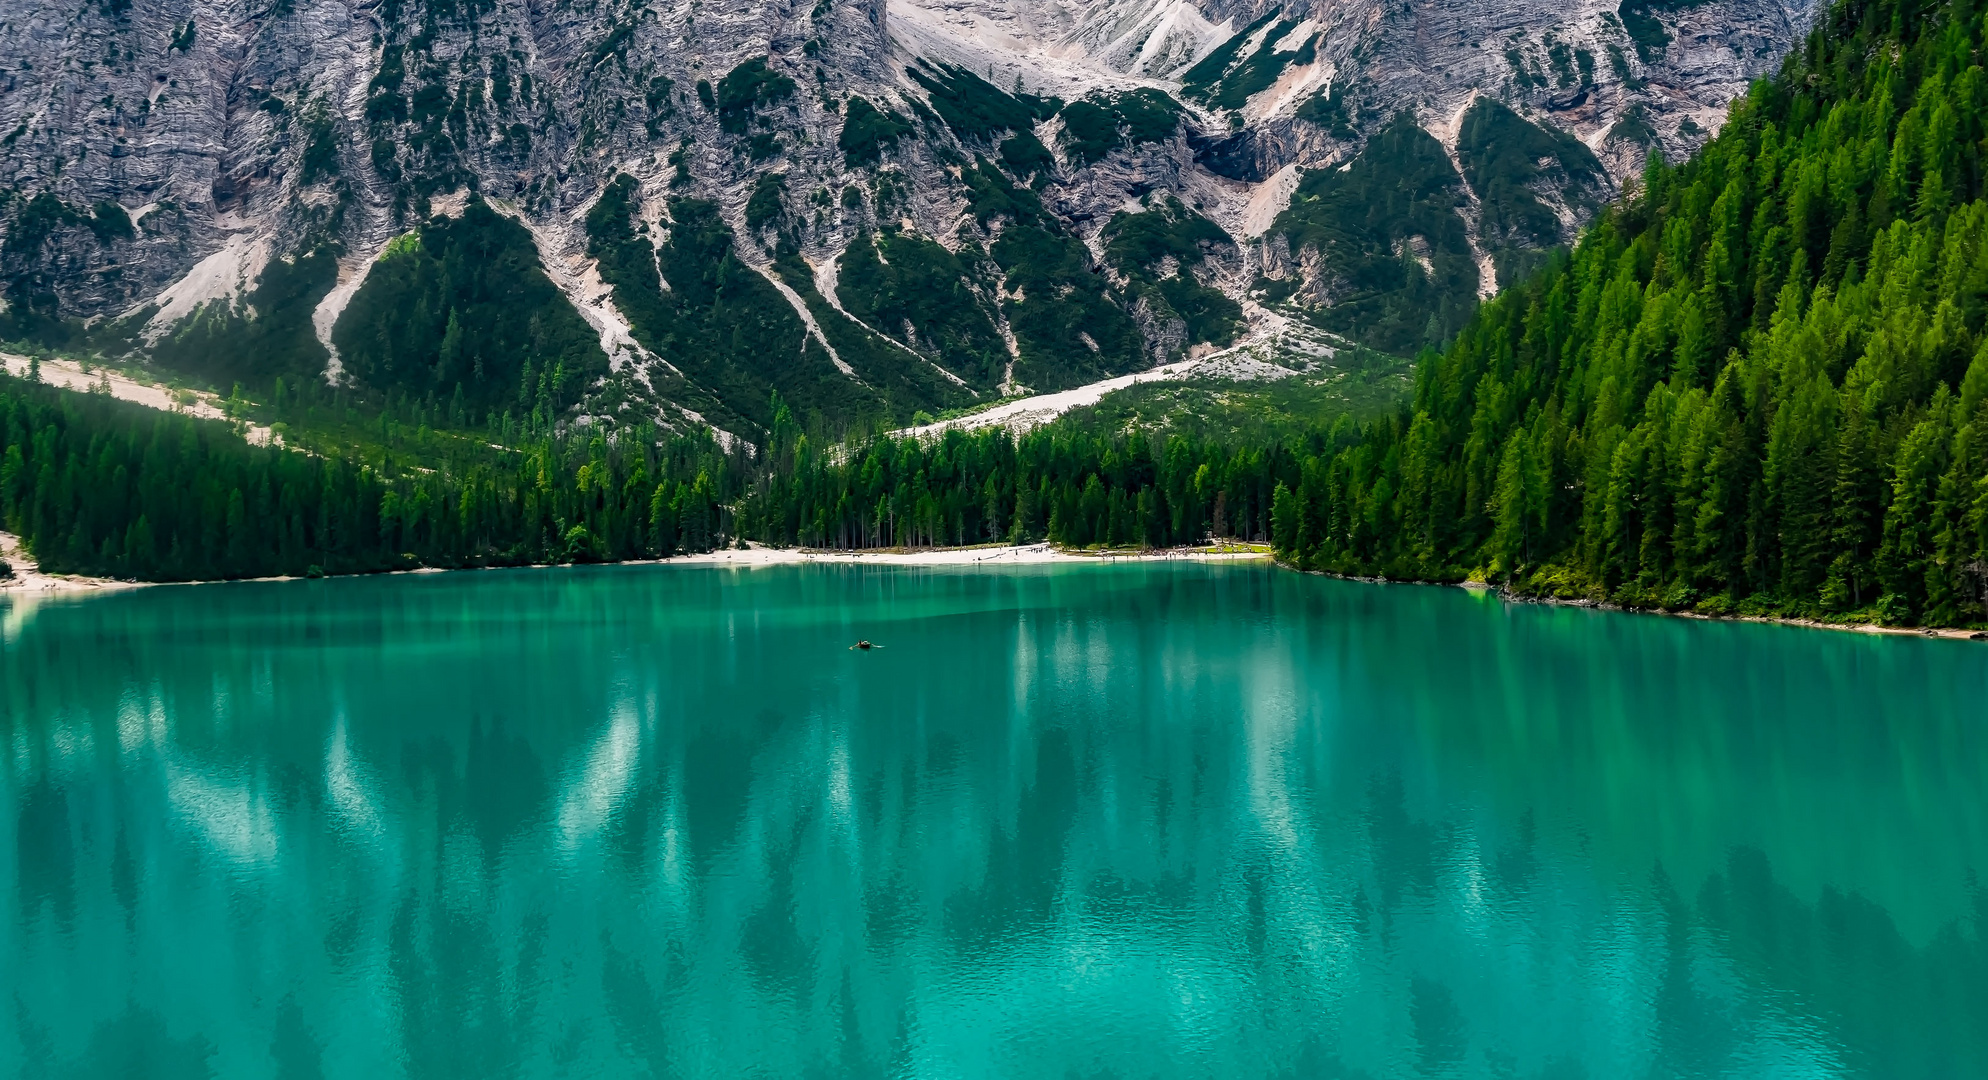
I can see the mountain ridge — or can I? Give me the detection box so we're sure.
[0,0,1816,440]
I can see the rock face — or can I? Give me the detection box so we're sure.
[0,0,1818,438]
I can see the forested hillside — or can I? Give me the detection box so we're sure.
[1270,0,1988,626]
[0,372,738,580]
[0,367,1278,580]
[7,0,1988,630]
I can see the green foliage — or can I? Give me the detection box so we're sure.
[4,193,82,255]
[695,79,715,111]
[150,246,339,391]
[870,169,911,220]
[168,19,194,51]
[589,22,636,69]
[409,79,449,127]
[0,379,1287,569]
[962,158,1047,225]
[751,424,1286,549]
[490,54,514,106]
[668,138,694,187]
[745,172,787,231]
[1618,0,1708,62]
[1506,48,1541,89]
[28,0,1988,635]
[1186,20,1316,111]
[651,197,874,428]
[835,231,1008,390]
[948,162,1155,388]
[998,131,1055,180]
[838,96,913,166]
[715,58,795,134]
[1619,0,1672,61]
[1058,348,1415,444]
[906,62,1045,143]
[1267,0,1988,628]
[1178,10,1282,101]
[86,201,133,243]
[1605,43,1637,85]
[1548,43,1577,87]
[1271,113,1481,354]
[371,138,401,181]
[49,0,1988,637]
[644,75,675,137]
[585,186,878,433]
[1455,99,1607,287]
[297,100,341,185]
[332,200,606,426]
[583,175,753,433]
[1057,90,1183,166]
[0,193,145,346]
[583,174,660,304]
[366,45,409,125]
[1295,85,1358,139]
[0,370,736,581]
[771,255,974,414]
[1103,195,1233,271]
[1102,196,1244,352]
[1154,275,1246,352]
[994,224,1146,390]
[1606,105,1658,147]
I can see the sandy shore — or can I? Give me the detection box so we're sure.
[659,541,1273,567]
[0,531,142,595]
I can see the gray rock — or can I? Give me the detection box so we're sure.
[0,0,1818,424]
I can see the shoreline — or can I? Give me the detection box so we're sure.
[0,531,145,595]
[1486,582,1987,642]
[6,536,1981,642]
[1320,569,1987,643]
[660,541,1273,568]
[0,540,1275,598]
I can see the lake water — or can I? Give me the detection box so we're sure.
[1,563,1983,1078]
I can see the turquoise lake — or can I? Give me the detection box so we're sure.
[1,562,1984,1078]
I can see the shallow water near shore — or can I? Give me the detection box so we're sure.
[2,562,1984,1078]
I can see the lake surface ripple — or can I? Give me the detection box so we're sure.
[2,563,1984,1078]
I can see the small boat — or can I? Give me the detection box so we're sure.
[850,640,882,650]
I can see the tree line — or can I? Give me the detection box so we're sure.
[8,0,1988,629]
[746,400,1289,551]
[0,372,734,581]
[0,374,1288,582]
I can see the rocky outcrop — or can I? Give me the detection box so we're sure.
[0,0,1819,432]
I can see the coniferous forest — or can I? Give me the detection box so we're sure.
[6,0,1988,628]
[0,370,1278,579]
[1272,0,1988,625]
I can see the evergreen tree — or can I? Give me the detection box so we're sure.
[1258,0,1988,626]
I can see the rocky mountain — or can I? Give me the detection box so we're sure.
[0,0,1817,440]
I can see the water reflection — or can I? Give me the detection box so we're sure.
[1,565,1983,1078]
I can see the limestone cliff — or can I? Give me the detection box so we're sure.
[0,0,1816,436]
